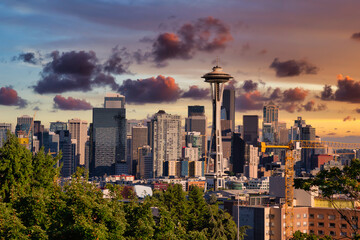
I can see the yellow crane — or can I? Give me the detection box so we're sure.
[260,140,360,239]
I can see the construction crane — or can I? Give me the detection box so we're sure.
[260,140,360,239]
[18,111,37,150]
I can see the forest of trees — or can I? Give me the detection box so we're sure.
[0,134,247,240]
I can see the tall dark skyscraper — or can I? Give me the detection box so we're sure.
[222,88,235,132]
[243,115,259,146]
[57,130,77,178]
[0,123,11,148]
[231,133,246,174]
[92,93,127,176]
[131,126,148,175]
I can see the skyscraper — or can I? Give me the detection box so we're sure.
[243,115,259,146]
[0,123,11,148]
[231,132,246,174]
[16,115,34,150]
[185,107,207,156]
[151,110,181,177]
[56,130,77,177]
[50,121,67,132]
[92,94,127,176]
[131,125,148,175]
[68,118,88,166]
[222,88,235,132]
[262,102,279,143]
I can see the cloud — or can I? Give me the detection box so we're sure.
[351,32,360,41]
[282,87,309,102]
[13,52,40,65]
[356,108,360,113]
[235,90,264,112]
[181,85,209,100]
[151,17,232,66]
[269,58,318,77]
[321,74,360,103]
[53,95,93,110]
[33,106,40,111]
[302,100,327,111]
[103,47,131,75]
[118,75,182,103]
[0,86,27,108]
[33,50,126,94]
[343,116,356,122]
[327,132,336,136]
[242,80,258,92]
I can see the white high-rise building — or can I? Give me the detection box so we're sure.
[68,118,88,166]
[151,110,181,177]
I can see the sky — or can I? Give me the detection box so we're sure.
[1,0,360,141]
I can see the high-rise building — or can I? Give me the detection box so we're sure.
[131,125,148,175]
[0,123,11,148]
[56,130,77,177]
[50,121,67,132]
[33,120,44,148]
[151,110,181,177]
[182,144,199,162]
[42,130,59,159]
[92,94,127,176]
[231,133,246,174]
[244,145,259,179]
[68,118,88,166]
[262,103,279,143]
[16,115,34,150]
[243,115,259,146]
[185,114,207,155]
[222,88,235,132]
[137,145,152,179]
[188,105,205,117]
[185,132,202,159]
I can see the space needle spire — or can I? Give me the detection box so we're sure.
[202,63,233,190]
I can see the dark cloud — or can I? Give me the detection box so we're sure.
[242,80,258,92]
[281,103,300,113]
[321,75,360,103]
[225,79,237,90]
[152,17,232,66]
[269,88,282,100]
[302,100,327,111]
[103,47,131,75]
[0,86,27,108]
[33,106,40,111]
[33,50,125,94]
[351,32,360,41]
[181,85,209,100]
[283,87,309,102]
[13,52,40,65]
[269,58,318,77]
[327,132,336,136]
[356,108,360,113]
[343,116,356,122]
[118,75,182,103]
[235,91,264,112]
[53,95,92,110]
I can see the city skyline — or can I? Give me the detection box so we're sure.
[1,0,360,141]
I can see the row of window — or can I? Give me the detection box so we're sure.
[309,214,358,221]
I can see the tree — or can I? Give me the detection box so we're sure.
[295,159,360,239]
[290,230,332,240]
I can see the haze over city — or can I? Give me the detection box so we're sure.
[1,0,360,141]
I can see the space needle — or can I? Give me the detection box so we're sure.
[202,64,233,190]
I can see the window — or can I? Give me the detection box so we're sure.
[309,214,314,219]
[297,214,301,219]
[341,223,347,229]
[303,230,307,234]
[309,222,314,227]
[340,232,347,237]
[318,230,324,235]
[328,215,336,220]
[303,222,307,227]
[352,216,358,221]
[329,223,336,228]
[310,230,314,234]
[303,213,307,218]
[318,222,324,227]
[330,231,336,236]
[317,214,324,219]
[297,222,301,227]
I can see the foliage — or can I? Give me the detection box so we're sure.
[295,159,360,239]
[290,230,332,240]
[0,134,245,239]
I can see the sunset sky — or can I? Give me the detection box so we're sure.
[1,0,360,141]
